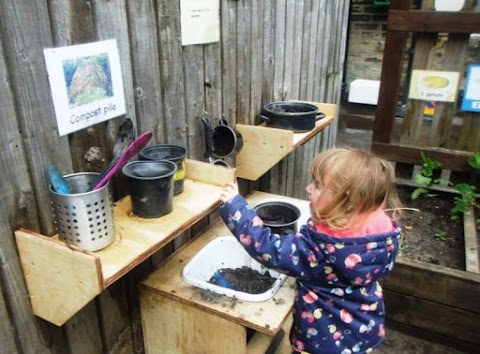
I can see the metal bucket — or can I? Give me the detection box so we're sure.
[49,172,115,251]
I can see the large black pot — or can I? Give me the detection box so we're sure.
[253,201,301,235]
[257,101,325,132]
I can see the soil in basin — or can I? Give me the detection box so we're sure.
[208,266,276,294]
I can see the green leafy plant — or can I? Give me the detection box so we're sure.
[411,152,480,222]
[468,151,480,170]
[450,153,480,222]
[434,231,447,242]
[451,183,479,220]
[412,153,451,200]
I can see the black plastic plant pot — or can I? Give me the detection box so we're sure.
[122,160,177,218]
[253,201,301,235]
[140,144,187,195]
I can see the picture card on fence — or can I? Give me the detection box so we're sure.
[408,70,460,103]
[44,39,126,136]
[180,0,220,46]
[461,64,480,113]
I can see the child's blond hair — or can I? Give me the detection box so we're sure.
[309,148,401,229]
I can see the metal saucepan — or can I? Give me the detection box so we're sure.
[257,101,326,132]
[200,116,243,162]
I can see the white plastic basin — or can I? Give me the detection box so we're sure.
[182,236,288,302]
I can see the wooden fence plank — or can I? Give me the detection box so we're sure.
[0,288,18,352]
[400,33,437,145]
[183,44,206,162]
[290,0,304,100]
[236,1,252,124]
[262,0,275,105]
[283,0,296,102]
[204,41,223,134]
[65,302,104,354]
[428,33,469,147]
[127,0,165,142]
[93,0,135,123]
[273,0,287,101]
[89,2,137,351]
[249,0,263,126]
[157,1,188,147]
[96,281,133,353]
[313,1,329,102]
[221,0,238,122]
[457,112,480,152]
[304,0,318,102]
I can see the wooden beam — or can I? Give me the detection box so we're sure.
[371,141,474,172]
[382,258,480,313]
[388,10,480,33]
[384,289,480,346]
[372,30,409,144]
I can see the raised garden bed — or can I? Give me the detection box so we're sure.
[382,181,480,350]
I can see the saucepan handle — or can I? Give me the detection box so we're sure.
[200,116,214,159]
[256,113,270,122]
[315,112,326,121]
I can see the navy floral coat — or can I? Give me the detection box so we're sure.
[220,195,401,354]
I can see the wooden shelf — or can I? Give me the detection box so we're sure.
[235,102,337,180]
[14,159,235,326]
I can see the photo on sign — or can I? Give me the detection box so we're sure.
[461,64,480,113]
[63,53,113,108]
[44,39,126,137]
[408,70,460,102]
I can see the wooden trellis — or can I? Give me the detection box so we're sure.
[372,0,480,173]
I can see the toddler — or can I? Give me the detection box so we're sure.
[219,148,402,354]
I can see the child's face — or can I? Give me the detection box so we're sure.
[306,179,334,211]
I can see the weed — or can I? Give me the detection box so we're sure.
[412,152,480,222]
[450,152,480,222]
[451,183,480,220]
[411,152,451,200]
[434,231,447,242]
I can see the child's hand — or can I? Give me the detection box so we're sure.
[219,182,239,204]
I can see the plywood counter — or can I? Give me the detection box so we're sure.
[140,191,310,354]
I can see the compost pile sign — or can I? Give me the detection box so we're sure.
[44,39,126,136]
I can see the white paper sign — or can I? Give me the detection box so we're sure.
[180,0,220,46]
[44,39,126,136]
[408,70,460,102]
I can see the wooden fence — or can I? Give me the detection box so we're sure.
[0,1,349,353]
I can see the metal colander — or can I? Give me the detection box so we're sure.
[49,172,115,251]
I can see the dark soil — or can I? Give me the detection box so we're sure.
[395,185,465,270]
[208,266,276,294]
